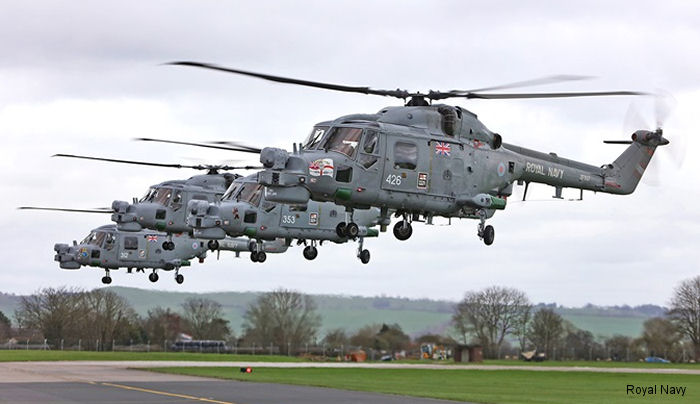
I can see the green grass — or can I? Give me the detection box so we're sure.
[561,314,646,338]
[0,350,303,362]
[148,367,699,404]
[401,359,700,370]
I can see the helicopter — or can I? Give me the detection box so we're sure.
[22,153,260,251]
[187,174,384,264]
[54,224,288,284]
[167,61,671,245]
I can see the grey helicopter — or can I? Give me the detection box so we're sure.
[167,62,671,246]
[54,224,288,284]
[21,152,261,251]
[187,174,384,264]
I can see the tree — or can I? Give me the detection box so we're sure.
[349,324,382,348]
[181,298,231,340]
[323,328,349,348]
[14,287,85,346]
[669,275,700,361]
[527,308,564,359]
[242,289,320,352]
[452,286,531,358]
[83,289,139,345]
[642,317,682,359]
[375,323,410,353]
[142,307,183,343]
[0,310,11,340]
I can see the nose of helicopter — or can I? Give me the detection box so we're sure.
[53,243,82,270]
[111,200,143,231]
[187,200,226,240]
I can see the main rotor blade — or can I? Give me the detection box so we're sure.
[459,90,648,100]
[135,138,261,154]
[208,141,262,154]
[455,75,594,94]
[603,140,633,144]
[54,154,201,169]
[18,206,113,214]
[166,61,411,99]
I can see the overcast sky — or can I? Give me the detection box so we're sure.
[1,0,699,306]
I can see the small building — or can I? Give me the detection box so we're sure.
[453,345,483,363]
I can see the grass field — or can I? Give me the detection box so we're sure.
[148,367,699,404]
[0,350,302,362]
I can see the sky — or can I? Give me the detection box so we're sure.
[1,0,699,306]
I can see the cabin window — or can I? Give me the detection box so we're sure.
[363,130,379,154]
[244,211,257,223]
[289,205,308,212]
[394,142,418,170]
[335,166,353,183]
[124,236,138,250]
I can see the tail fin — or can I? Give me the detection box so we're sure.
[604,129,668,194]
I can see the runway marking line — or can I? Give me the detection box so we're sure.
[99,382,236,404]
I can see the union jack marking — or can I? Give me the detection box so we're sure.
[435,142,451,156]
[146,235,158,242]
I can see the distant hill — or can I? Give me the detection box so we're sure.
[0,288,666,339]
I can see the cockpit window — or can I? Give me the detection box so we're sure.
[363,129,379,154]
[170,190,183,210]
[222,182,243,201]
[237,183,264,206]
[140,188,156,203]
[153,188,173,205]
[304,126,329,149]
[318,127,363,157]
[81,231,108,247]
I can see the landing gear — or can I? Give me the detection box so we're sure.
[393,219,413,241]
[162,240,175,250]
[303,244,318,260]
[207,240,219,251]
[249,240,266,263]
[477,209,495,246]
[356,238,370,264]
[101,270,112,285]
[336,210,360,239]
[175,273,184,284]
[250,251,266,263]
[149,271,159,283]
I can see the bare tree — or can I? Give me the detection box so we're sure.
[527,308,564,358]
[143,307,183,343]
[83,289,139,346]
[181,298,231,340]
[642,317,682,360]
[452,286,531,358]
[14,287,85,346]
[323,328,349,348]
[669,275,700,361]
[242,289,320,352]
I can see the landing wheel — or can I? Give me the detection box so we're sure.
[345,222,359,238]
[101,276,112,285]
[483,225,495,246]
[248,240,257,252]
[162,241,174,250]
[250,251,259,262]
[335,222,347,238]
[359,249,370,264]
[255,251,266,263]
[208,240,219,251]
[303,245,318,260]
[393,220,413,241]
[148,272,159,283]
[175,274,184,284]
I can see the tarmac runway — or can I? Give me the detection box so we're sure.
[2,360,697,403]
[0,361,464,404]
